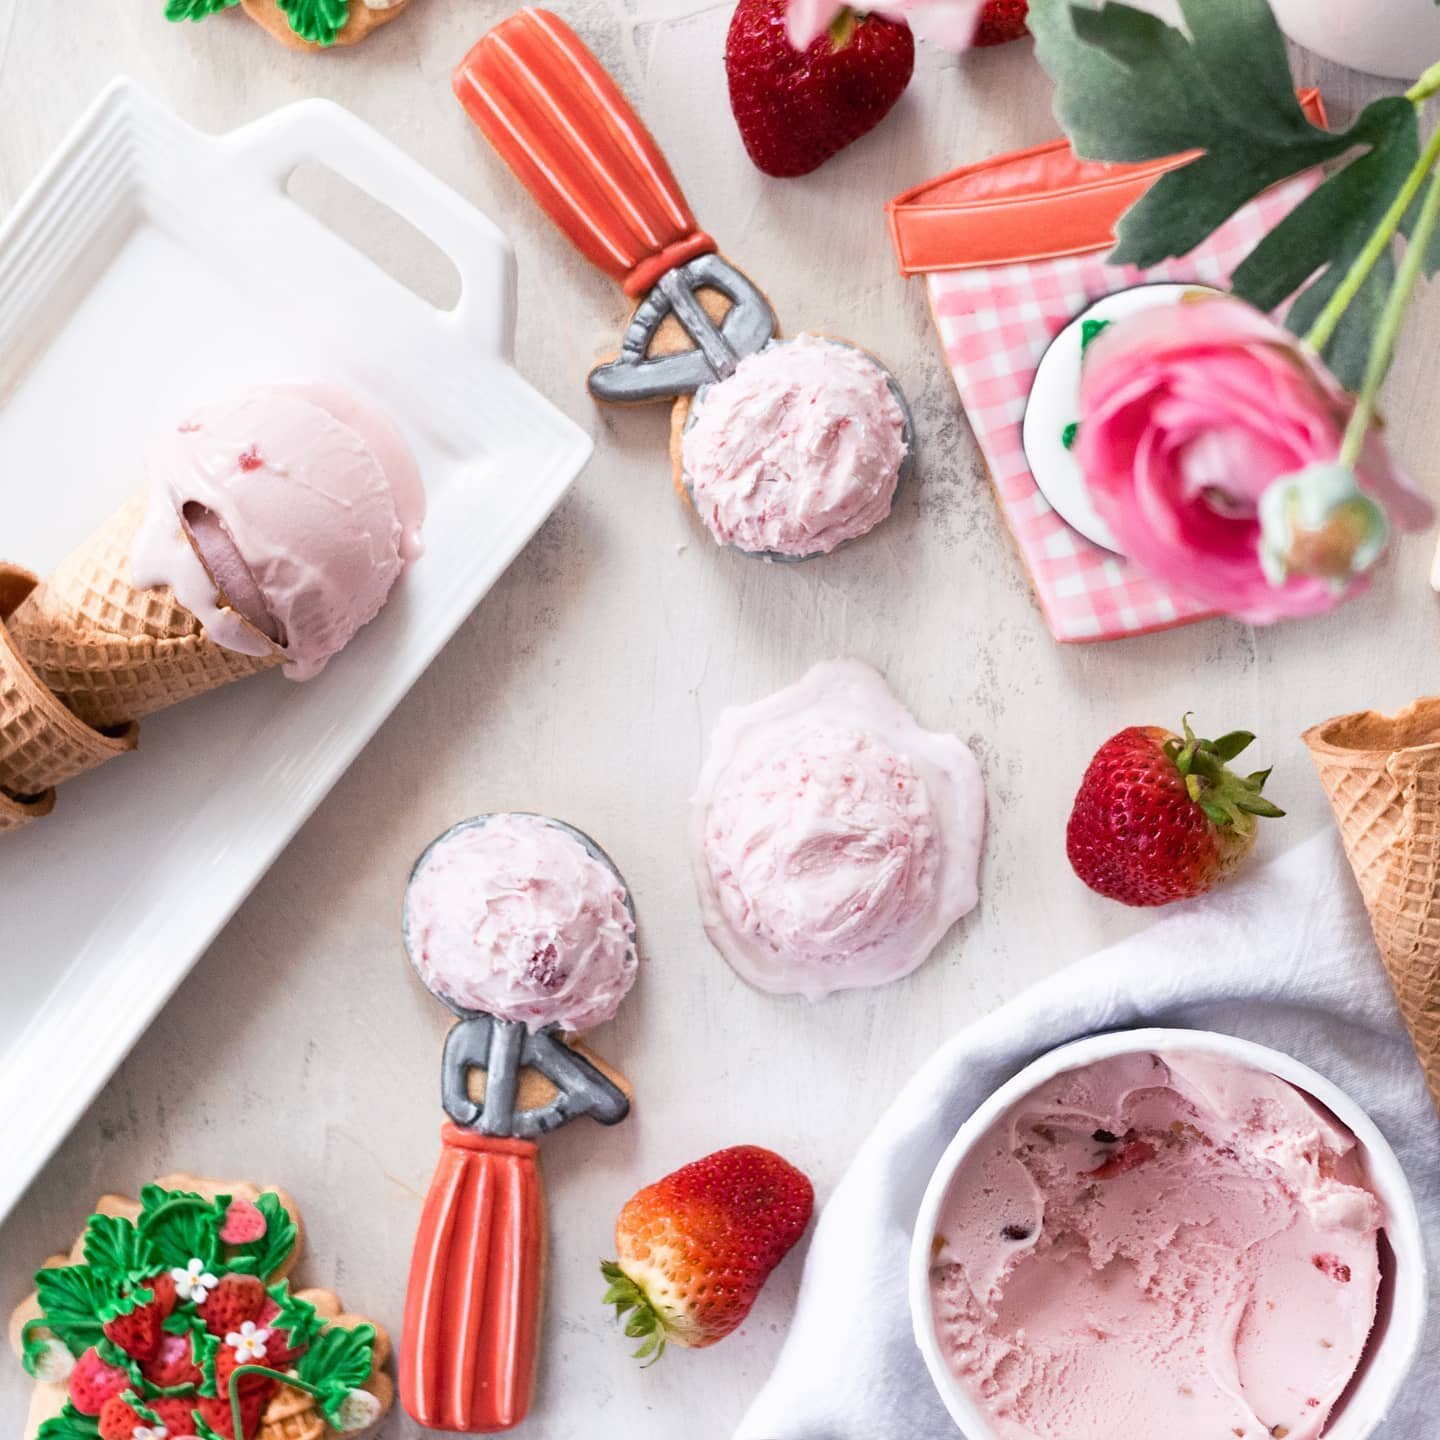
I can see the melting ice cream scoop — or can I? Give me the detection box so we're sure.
[131,382,424,680]
[691,660,984,1000]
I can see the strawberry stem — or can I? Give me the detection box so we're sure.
[827,8,858,49]
[600,1260,668,1365]
[1164,716,1284,834]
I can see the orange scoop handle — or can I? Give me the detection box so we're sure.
[454,7,716,296]
[399,1126,545,1432]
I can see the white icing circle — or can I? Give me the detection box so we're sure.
[1023,283,1223,555]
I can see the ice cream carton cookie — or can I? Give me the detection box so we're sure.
[455,9,914,562]
[8,1174,392,1440]
[165,1,412,51]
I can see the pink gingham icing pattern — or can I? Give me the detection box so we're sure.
[926,174,1318,642]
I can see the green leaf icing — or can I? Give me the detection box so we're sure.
[164,0,241,20]
[224,1192,297,1281]
[299,1324,376,1421]
[83,1215,158,1291]
[36,1404,100,1440]
[276,0,352,45]
[1061,421,1079,450]
[138,1185,229,1272]
[267,1284,324,1349]
[32,1268,106,1356]
[193,1417,227,1440]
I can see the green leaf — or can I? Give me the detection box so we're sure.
[1231,98,1420,389]
[37,1404,100,1440]
[1079,317,1111,353]
[1029,0,1372,267]
[223,1193,297,1281]
[33,1267,107,1355]
[193,1417,226,1440]
[138,1186,229,1273]
[275,0,351,45]
[164,0,240,19]
[1236,793,1287,818]
[1208,731,1256,762]
[83,1215,157,1292]
[298,1323,376,1409]
[267,1284,324,1349]
[1061,421,1079,449]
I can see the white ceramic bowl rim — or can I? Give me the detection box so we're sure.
[910,1027,1429,1440]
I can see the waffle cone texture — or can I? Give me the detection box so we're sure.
[6,494,282,730]
[1305,698,1440,1117]
[0,564,137,831]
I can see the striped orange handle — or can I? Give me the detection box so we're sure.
[399,1126,546,1432]
[454,7,716,296]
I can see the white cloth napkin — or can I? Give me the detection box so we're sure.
[736,831,1438,1440]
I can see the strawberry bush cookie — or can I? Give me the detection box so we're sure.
[8,1175,392,1440]
[165,0,412,51]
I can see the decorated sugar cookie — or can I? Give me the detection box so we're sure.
[164,0,412,51]
[455,9,914,562]
[8,1175,392,1440]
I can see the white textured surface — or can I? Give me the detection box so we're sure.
[1,3,1438,1437]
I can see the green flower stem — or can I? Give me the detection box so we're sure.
[1408,59,1440,104]
[1340,164,1440,468]
[230,1364,323,1439]
[1306,120,1440,355]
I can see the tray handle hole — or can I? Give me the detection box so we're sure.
[285,161,462,312]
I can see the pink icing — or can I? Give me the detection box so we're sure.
[929,1051,1385,1440]
[680,335,907,557]
[691,660,984,999]
[404,814,637,1033]
[131,383,424,680]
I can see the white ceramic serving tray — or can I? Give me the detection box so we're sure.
[0,80,591,1223]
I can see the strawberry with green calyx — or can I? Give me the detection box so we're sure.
[726,0,915,177]
[1066,716,1284,907]
[600,1145,814,1360]
[67,1348,132,1415]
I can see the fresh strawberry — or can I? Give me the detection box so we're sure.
[601,1145,813,1357]
[68,1347,131,1415]
[726,0,914,177]
[98,1396,145,1440]
[973,0,1028,46]
[140,1332,202,1389]
[195,1388,270,1440]
[1065,717,1283,907]
[201,1274,267,1338]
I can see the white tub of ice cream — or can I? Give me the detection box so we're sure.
[910,1029,1427,1440]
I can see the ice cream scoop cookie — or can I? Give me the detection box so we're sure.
[166,0,412,51]
[692,660,985,999]
[455,11,914,560]
[8,1173,392,1440]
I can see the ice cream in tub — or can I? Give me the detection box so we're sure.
[911,1029,1427,1440]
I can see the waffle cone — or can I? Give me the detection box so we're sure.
[1304,698,1440,1118]
[258,1385,325,1440]
[7,494,282,729]
[0,564,137,825]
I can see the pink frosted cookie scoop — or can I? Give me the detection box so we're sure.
[132,382,424,681]
[691,659,984,999]
[680,335,911,559]
[928,1050,1385,1440]
[403,812,638,1033]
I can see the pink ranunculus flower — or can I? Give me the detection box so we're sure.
[785,0,983,51]
[1074,294,1433,623]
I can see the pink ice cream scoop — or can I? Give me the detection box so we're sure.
[927,1049,1386,1440]
[680,335,911,560]
[403,812,638,1033]
[131,382,425,680]
[691,660,984,999]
